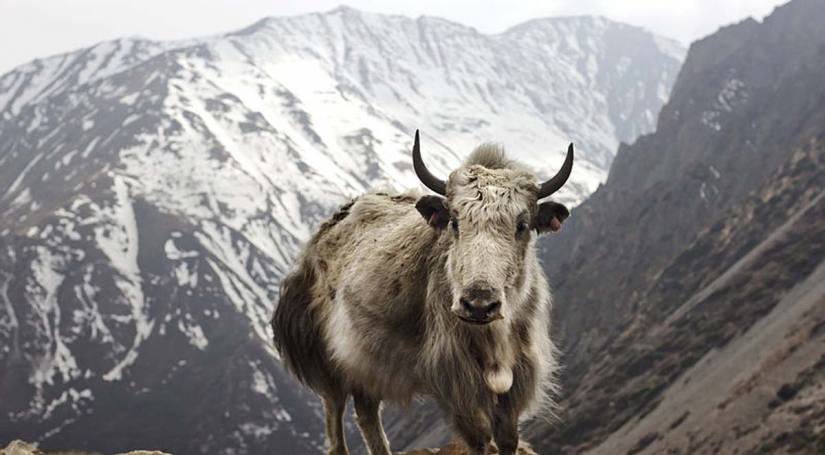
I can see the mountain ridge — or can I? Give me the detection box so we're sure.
[0,7,682,453]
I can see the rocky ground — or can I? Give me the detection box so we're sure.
[400,442,537,454]
[2,440,537,455]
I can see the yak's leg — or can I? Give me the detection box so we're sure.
[492,393,519,455]
[451,408,493,455]
[322,391,349,455]
[353,390,392,455]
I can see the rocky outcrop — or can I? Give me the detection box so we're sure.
[1,440,170,455]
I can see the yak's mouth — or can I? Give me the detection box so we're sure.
[455,313,503,325]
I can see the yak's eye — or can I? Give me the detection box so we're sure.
[516,221,529,236]
[450,218,459,233]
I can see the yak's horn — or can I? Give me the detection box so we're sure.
[538,143,574,199]
[412,130,447,196]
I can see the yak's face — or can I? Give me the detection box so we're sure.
[416,165,569,325]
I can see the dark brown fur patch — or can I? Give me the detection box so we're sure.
[315,199,356,239]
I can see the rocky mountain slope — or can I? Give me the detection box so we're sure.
[523,0,825,452]
[0,7,682,454]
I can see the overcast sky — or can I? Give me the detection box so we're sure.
[0,0,788,75]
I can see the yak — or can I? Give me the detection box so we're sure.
[272,131,573,455]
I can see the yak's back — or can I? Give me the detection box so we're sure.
[308,192,421,259]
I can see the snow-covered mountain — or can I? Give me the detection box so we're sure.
[0,6,682,453]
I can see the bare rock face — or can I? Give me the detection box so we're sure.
[0,441,39,455]
[528,0,825,453]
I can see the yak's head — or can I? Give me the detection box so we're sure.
[412,131,572,325]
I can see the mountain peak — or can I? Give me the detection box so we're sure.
[329,4,358,13]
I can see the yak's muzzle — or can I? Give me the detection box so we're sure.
[453,285,503,325]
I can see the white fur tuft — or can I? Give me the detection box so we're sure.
[485,366,514,394]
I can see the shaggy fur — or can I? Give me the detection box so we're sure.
[272,145,562,455]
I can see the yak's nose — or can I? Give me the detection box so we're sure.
[457,286,502,324]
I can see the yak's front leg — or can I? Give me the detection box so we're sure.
[492,393,519,455]
[451,407,493,455]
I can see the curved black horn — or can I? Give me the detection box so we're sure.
[537,143,574,199]
[412,130,447,195]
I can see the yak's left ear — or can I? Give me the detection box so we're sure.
[416,195,450,229]
[535,201,570,234]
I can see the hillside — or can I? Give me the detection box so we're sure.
[525,0,825,452]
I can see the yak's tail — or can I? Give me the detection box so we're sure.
[271,254,332,392]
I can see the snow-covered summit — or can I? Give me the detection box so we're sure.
[2,6,683,204]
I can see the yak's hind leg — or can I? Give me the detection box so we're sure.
[322,390,349,455]
[353,390,391,455]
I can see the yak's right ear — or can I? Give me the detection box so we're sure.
[415,195,449,229]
